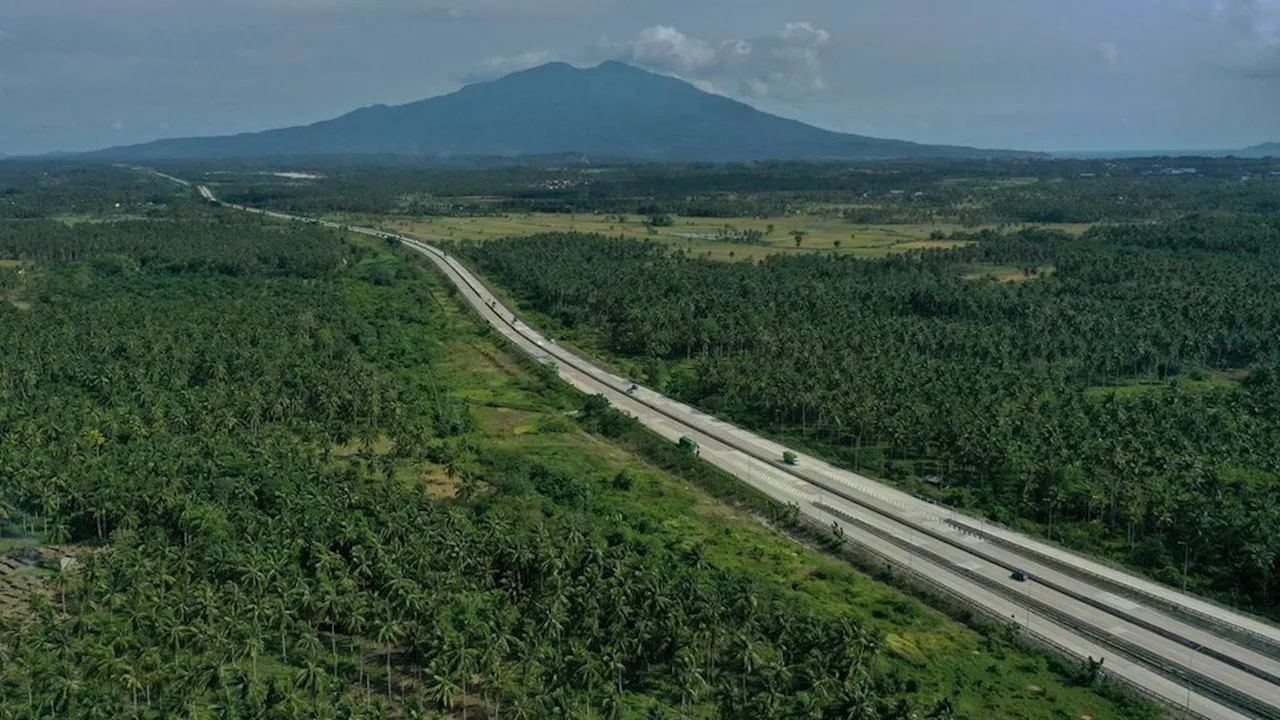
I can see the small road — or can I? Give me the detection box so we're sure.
[155,172,1280,719]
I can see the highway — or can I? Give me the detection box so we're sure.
[161,171,1280,719]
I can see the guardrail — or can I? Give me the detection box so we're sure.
[950,519,1280,663]
[815,504,1269,719]
[798,507,1216,720]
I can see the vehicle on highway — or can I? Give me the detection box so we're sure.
[783,451,798,466]
[679,436,700,456]
[1010,571,1028,582]
[627,383,639,395]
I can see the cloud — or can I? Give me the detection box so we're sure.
[462,51,557,82]
[600,22,832,101]
[1212,0,1280,75]
[469,22,834,102]
[1099,41,1121,73]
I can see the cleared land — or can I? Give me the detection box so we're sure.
[376,213,1091,261]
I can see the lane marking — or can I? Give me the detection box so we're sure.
[1096,592,1142,612]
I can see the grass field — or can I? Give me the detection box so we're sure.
[386,244,1155,719]
[962,264,1058,283]
[1087,372,1244,399]
[374,213,1092,262]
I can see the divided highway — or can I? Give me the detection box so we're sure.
[159,171,1280,719]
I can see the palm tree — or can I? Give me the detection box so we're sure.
[375,615,404,701]
[345,600,370,689]
[295,660,327,698]
[424,670,461,712]
[736,633,761,699]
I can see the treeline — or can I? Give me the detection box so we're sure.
[201,156,1280,224]
[0,216,346,278]
[458,221,1280,612]
[0,163,180,219]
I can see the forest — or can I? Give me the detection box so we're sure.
[456,215,1280,614]
[183,156,1280,224]
[0,168,1154,718]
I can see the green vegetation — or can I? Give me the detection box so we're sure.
[199,155,1280,225]
[377,214,984,262]
[456,217,1280,615]
[0,167,1156,718]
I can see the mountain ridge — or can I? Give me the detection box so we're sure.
[87,61,1041,162]
[1238,142,1280,158]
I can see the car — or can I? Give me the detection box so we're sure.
[1010,570,1027,582]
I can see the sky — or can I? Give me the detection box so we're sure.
[0,0,1277,155]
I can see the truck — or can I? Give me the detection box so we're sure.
[678,436,700,456]
[782,451,798,466]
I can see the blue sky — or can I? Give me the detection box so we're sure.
[0,0,1276,154]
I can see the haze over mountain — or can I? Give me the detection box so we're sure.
[87,62,1037,163]
[1237,142,1280,158]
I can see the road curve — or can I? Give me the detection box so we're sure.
[154,171,1279,719]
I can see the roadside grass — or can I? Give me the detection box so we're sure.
[405,253,1159,719]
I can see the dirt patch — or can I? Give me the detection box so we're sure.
[695,497,750,523]
[0,546,82,618]
[331,435,394,458]
[421,469,460,499]
[962,264,1054,284]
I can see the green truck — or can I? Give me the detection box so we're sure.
[782,451,798,466]
[679,436,700,456]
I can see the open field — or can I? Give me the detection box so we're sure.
[377,213,1093,261]
[961,263,1057,283]
[1087,372,1245,399]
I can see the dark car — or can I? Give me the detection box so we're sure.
[1010,570,1028,582]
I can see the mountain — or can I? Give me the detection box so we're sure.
[88,62,1037,163]
[1237,142,1280,158]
